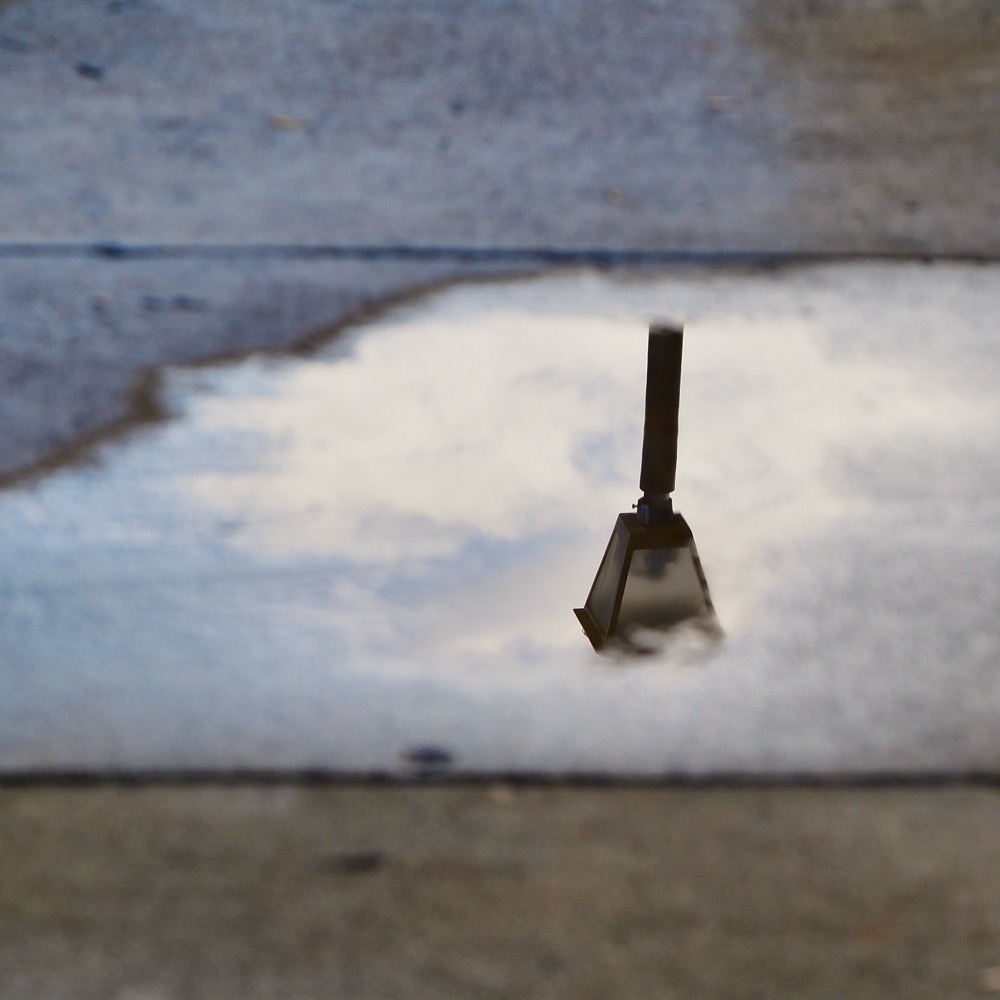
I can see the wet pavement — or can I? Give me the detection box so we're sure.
[3,0,1000,994]
[4,263,999,775]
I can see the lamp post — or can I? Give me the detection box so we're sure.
[574,325,719,653]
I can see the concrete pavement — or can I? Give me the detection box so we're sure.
[2,0,997,253]
[2,0,1000,994]
[2,783,1000,1000]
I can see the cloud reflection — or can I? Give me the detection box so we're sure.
[173,314,646,565]
[168,299,989,645]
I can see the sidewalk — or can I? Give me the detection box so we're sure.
[2,0,999,995]
[3,783,1000,1000]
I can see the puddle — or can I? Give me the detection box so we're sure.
[3,263,1000,774]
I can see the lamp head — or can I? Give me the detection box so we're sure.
[574,325,720,653]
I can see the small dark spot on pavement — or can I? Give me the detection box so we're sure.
[537,952,564,974]
[94,243,128,259]
[172,295,207,312]
[142,294,208,313]
[403,746,454,769]
[0,35,31,54]
[75,62,104,81]
[317,850,387,875]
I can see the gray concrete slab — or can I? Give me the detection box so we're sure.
[0,0,998,252]
[2,785,1000,1000]
[1,2,998,992]
[0,255,518,482]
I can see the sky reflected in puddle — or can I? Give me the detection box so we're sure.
[3,264,1000,774]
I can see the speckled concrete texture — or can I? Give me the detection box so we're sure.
[0,255,517,482]
[2,785,1000,1000]
[2,0,999,252]
[2,0,999,993]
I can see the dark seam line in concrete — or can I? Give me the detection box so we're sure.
[0,243,994,265]
[1,771,999,789]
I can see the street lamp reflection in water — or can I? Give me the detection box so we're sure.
[575,326,720,654]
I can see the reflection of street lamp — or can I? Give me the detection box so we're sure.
[575,326,719,653]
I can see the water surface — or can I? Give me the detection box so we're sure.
[3,264,999,774]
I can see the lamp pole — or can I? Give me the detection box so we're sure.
[637,326,683,525]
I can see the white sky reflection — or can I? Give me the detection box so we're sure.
[2,264,1000,774]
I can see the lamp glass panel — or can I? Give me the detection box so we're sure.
[616,543,709,633]
[587,517,631,634]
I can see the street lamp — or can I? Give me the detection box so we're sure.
[574,325,720,653]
